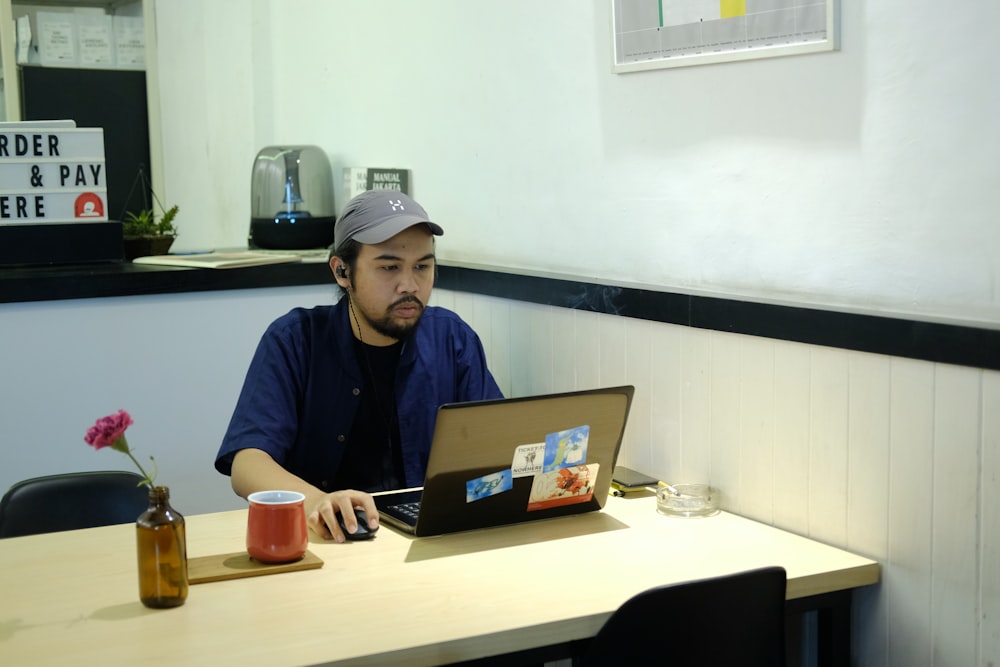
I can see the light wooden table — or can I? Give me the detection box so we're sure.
[0,495,878,666]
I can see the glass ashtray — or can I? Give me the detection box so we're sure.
[656,483,721,518]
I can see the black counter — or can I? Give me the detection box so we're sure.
[0,260,334,303]
[3,260,998,371]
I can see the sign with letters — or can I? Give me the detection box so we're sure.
[0,127,108,224]
[343,167,411,201]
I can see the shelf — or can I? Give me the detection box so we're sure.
[0,0,163,219]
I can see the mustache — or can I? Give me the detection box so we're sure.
[390,295,424,309]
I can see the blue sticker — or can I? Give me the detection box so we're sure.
[465,469,513,503]
[543,425,590,472]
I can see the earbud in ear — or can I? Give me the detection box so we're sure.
[336,266,347,278]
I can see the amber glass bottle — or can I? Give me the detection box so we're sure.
[136,486,188,608]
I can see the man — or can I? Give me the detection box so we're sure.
[215,190,503,541]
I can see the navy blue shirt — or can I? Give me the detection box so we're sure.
[215,299,503,491]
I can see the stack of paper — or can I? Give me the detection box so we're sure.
[132,251,302,269]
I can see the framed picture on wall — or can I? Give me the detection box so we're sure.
[611,0,839,73]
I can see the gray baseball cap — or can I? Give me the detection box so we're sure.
[333,190,444,249]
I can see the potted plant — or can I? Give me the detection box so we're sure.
[122,203,179,261]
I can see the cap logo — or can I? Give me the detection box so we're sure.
[389,199,404,212]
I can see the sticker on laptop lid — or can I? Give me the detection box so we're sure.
[465,469,513,503]
[527,463,599,511]
[543,425,590,472]
[511,442,545,478]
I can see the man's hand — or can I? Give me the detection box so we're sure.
[307,489,379,542]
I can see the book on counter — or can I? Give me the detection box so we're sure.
[132,251,302,269]
[343,167,411,200]
[610,465,660,497]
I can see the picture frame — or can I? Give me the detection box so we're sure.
[612,0,839,73]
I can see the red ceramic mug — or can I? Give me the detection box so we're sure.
[246,490,308,563]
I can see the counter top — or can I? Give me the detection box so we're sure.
[0,260,334,303]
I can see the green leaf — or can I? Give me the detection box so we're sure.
[122,204,179,238]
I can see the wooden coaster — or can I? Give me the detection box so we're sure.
[188,550,323,584]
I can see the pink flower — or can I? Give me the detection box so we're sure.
[84,409,133,452]
[84,410,157,488]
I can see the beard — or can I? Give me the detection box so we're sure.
[362,295,425,340]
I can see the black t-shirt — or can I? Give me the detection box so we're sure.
[331,339,405,492]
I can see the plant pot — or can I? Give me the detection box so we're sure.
[123,235,175,261]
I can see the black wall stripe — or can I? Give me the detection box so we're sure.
[436,265,1000,372]
[3,262,998,371]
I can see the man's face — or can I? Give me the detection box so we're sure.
[341,224,436,344]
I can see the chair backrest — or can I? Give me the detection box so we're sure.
[0,471,150,538]
[580,566,787,667]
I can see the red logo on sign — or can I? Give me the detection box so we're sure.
[74,192,105,218]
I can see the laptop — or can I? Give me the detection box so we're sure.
[374,385,635,537]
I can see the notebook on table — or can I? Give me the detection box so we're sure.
[374,385,635,537]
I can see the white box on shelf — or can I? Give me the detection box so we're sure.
[36,12,78,68]
[113,15,144,69]
[16,15,31,65]
[77,14,114,68]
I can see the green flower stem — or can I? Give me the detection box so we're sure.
[124,449,155,488]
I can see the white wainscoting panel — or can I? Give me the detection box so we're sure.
[435,288,999,667]
[622,317,653,471]
[597,308,629,391]
[571,309,601,391]
[984,371,1000,663]
[551,307,579,394]
[808,347,850,547]
[709,331,744,514]
[846,352,892,664]
[648,320,682,482]
[679,326,713,485]
[773,340,813,533]
[887,360,935,667]
[930,365,981,662]
[740,335,776,526]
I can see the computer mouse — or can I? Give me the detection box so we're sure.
[337,508,378,541]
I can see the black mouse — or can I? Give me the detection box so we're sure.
[337,508,378,541]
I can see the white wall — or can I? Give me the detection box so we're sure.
[0,285,333,513]
[150,0,1000,325]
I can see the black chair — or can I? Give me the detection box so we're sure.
[578,566,787,667]
[0,470,150,538]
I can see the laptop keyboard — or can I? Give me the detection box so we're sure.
[390,501,421,521]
